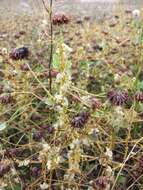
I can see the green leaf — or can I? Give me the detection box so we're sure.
[53,53,60,69]
[7,184,21,190]
[137,81,143,90]
[0,122,7,131]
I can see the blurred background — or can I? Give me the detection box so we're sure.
[0,0,143,19]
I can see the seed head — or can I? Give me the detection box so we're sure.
[52,13,70,25]
[0,164,11,177]
[31,166,41,178]
[33,130,44,141]
[71,112,89,128]
[0,94,14,104]
[6,148,20,158]
[108,90,129,106]
[10,47,29,60]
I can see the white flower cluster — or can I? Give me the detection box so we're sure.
[110,106,125,131]
[41,19,48,28]
[40,182,49,190]
[18,159,30,167]
[105,148,113,160]
[55,94,69,107]
[132,9,141,23]
[39,142,61,170]
[132,9,140,19]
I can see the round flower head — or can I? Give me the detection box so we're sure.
[52,13,70,25]
[0,94,15,104]
[91,176,109,190]
[10,47,29,60]
[108,90,129,106]
[0,164,11,177]
[71,112,89,128]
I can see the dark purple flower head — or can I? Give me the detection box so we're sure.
[52,13,70,25]
[20,63,29,71]
[108,90,129,106]
[135,92,143,102]
[92,176,109,189]
[33,130,44,141]
[71,112,89,128]
[0,94,15,104]
[6,148,20,158]
[0,164,11,177]
[10,47,29,60]
[31,167,41,178]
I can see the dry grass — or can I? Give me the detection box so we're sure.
[0,6,143,190]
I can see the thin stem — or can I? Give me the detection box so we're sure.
[49,0,53,93]
[41,0,53,93]
[41,0,49,13]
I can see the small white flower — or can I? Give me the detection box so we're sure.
[18,160,30,167]
[55,73,63,83]
[42,143,50,151]
[11,168,17,175]
[2,48,7,54]
[62,97,69,107]
[46,160,52,170]
[132,9,140,18]
[81,95,90,102]
[14,177,19,183]
[41,19,48,27]
[12,70,18,75]
[105,148,113,159]
[114,106,124,116]
[55,105,63,112]
[56,156,62,163]
[63,43,73,53]
[82,138,90,146]
[88,128,99,135]
[55,94,63,103]
[70,139,80,149]
[53,122,59,129]
[37,39,42,43]
[0,123,7,131]
[60,82,70,92]
[106,166,113,177]
[114,73,120,82]
[40,182,49,190]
